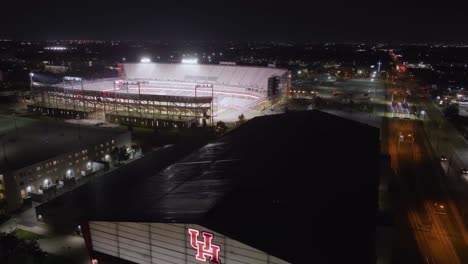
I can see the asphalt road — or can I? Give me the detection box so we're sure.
[384,78,468,263]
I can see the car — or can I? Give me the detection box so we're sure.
[441,155,448,161]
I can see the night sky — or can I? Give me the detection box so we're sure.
[1,0,467,42]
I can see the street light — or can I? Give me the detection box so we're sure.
[140,57,151,63]
[12,113,18,139]
[42,112,48,143]
[29,73,34,90]
[76,114,81,140]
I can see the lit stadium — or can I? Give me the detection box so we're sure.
[29,62,291,127]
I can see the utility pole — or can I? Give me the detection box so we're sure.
[2,142,7,164]
[76,114,81,140]
[12,113,18,139]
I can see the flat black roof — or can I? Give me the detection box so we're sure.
[39,110,380,263]
[0,115,127,171]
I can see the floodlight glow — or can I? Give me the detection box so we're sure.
[64,76,82,81]
[140,57,151,63]
[182,58,198,64]
[29,73,34,77]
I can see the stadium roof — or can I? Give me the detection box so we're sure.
[38,110,380,263]
[34,86,213,104]
[0,115,127,172]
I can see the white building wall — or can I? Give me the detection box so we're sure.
[89,221,289,264]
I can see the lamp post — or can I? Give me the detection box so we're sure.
[29,73,34,91]
[76,114,81,140]
[12,113,18,139]
[43,112,48,143]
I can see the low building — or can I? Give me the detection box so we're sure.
[37,110,380,263]
[0,115,130,214]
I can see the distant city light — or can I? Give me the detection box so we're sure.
[140,57,151,63]
[182,58,198,64]
[29,72,34,77]
[45,46,67,51]
[64,76,82,81]
[298,70,302,74]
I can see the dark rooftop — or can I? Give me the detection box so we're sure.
[38,110,380,263]
[0,115,127,171]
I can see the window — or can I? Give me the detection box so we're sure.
[112,140,115,144]
[53,161,57,165]
[36,166,41,171]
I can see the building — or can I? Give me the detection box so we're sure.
[36,110,380,263]
[0,115,130,214]
[29,63,291,125]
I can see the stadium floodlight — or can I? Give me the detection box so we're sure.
[182,58,198,64]
[141,57,151,63]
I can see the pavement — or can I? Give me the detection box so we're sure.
[0,207,90,264]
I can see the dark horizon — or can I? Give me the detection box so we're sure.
[2,1,468,42]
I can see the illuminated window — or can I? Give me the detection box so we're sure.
[36,166,41,171]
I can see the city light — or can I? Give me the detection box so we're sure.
[64,76,82,81]
[181,58,198,64]
[44,46,67,51]
[140,57,151,63]
[29,72,34,77]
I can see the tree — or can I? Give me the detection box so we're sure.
[0,232,46,264]
[444,104,459,119]
[117,146,130,162]
[238,114,245,124]
[215,121,228,135]
[411,105,418,116]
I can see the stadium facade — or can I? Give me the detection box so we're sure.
[29,63,290,125]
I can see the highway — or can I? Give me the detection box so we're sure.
[386,116,464,263]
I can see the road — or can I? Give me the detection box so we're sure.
[383,73,468,263]
[386,117,464,263]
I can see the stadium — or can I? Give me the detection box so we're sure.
[29,62,291,127]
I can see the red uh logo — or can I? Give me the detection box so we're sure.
[188,228,221,264]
